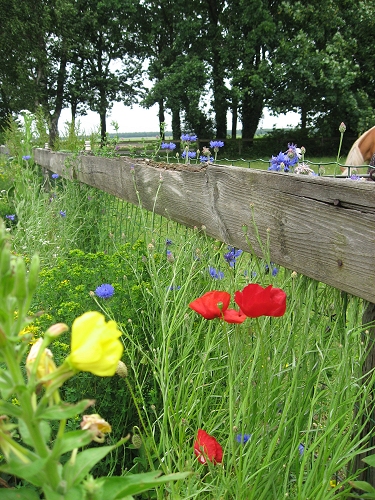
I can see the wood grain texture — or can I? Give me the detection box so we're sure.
[34,149,375,302]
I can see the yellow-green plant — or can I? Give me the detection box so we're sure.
[0,219,188,499]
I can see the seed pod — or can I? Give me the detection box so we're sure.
[13,257,27,301]
[0,244,15,298]
[27,253,40,297]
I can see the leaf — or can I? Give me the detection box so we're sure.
[0,400,22,418]
[0,369,16,399]
[350,480,375,494]
[100,471,191,499]
[63,445,115,487]
[0,457,48,487]
[43,484,84,500]
[0,487,40,500]
[18,418,51,447]
[363,454,375,467]
[36,399,95,420]
[52,430,95,456]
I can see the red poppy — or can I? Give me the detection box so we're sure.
[194,429,223,464]
[223,308,247,324]
[234,283,286,318]
[189,290,231,320]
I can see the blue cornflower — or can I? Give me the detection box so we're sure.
[286,143,301,166]
[200,155,214,163]
[5,214,16,221]
[51,173,59,179]
[168,285,181,291]
[181,134,197,142]
[166,239,173,246]
[161,142,177,150]
[236,434,252,444]
[269,152,290,172]
[181,151,196,159]
[224,246,243,267]
[265,263,278,276]
[95,283,115,299]
[22,155,31,161]
[209,140,224,149]
[59,210,66,217]
[299,443,305,456]
[209,266,224,280]
[349,174,361,180]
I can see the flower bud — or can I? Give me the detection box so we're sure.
[131,434,142,449]
[26,338,57,381]
[27,253,40,297]
[45,323,69,339]
[13,257,27,301]
[339,122,346,133]
[115,360,128,378]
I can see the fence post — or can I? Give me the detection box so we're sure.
[353,302,375,485]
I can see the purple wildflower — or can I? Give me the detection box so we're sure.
[95,284,115,299]
[236,434,251,444]
[5,214,16,221]
[200,155,214,163]
[59,210,66,217]
[299,443,305,456]
[181,134,197,142]
[209,267,224,280]
[161,142,177,150]
[22,155,31,161]
[51,173,59,179]
[209,140,224,149]
[224,246,243,267]
[269,152,290,172]
[181,151,196,159]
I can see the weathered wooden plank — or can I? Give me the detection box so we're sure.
[34,149,375,302]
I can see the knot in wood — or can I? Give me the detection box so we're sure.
[333,199,340,206]
[337,259,343,267]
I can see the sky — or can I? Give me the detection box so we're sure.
[59,103,300,136]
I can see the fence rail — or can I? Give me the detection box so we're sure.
[33,148,375,303]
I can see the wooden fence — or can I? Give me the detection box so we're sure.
[34,148,375,303]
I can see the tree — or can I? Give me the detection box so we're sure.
[70,0,144,143]
[141,0,215,140]
[267,0,360,136]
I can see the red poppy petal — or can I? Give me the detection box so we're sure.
[223,308,247,324]
[189,291,231,320]
[234,284,286,318]
[194,429,223,464]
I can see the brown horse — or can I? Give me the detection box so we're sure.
[341,125,375,175]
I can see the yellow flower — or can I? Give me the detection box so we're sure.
[26,338,57,381]
[80,414,111,443]
[66,312,123,376]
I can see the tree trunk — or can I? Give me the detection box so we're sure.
[171,107,181,142]
[231,94,238,140]
[241,92,263,140]
[100,110,107,146]
[158,99,165,139]
[301,107,307,130]
[212,48,227,139]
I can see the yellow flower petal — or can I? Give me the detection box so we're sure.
[67,312,123,376]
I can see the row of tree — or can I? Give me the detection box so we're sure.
[1,0,374,145]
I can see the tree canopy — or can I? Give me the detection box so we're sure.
[1,0,374,143]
